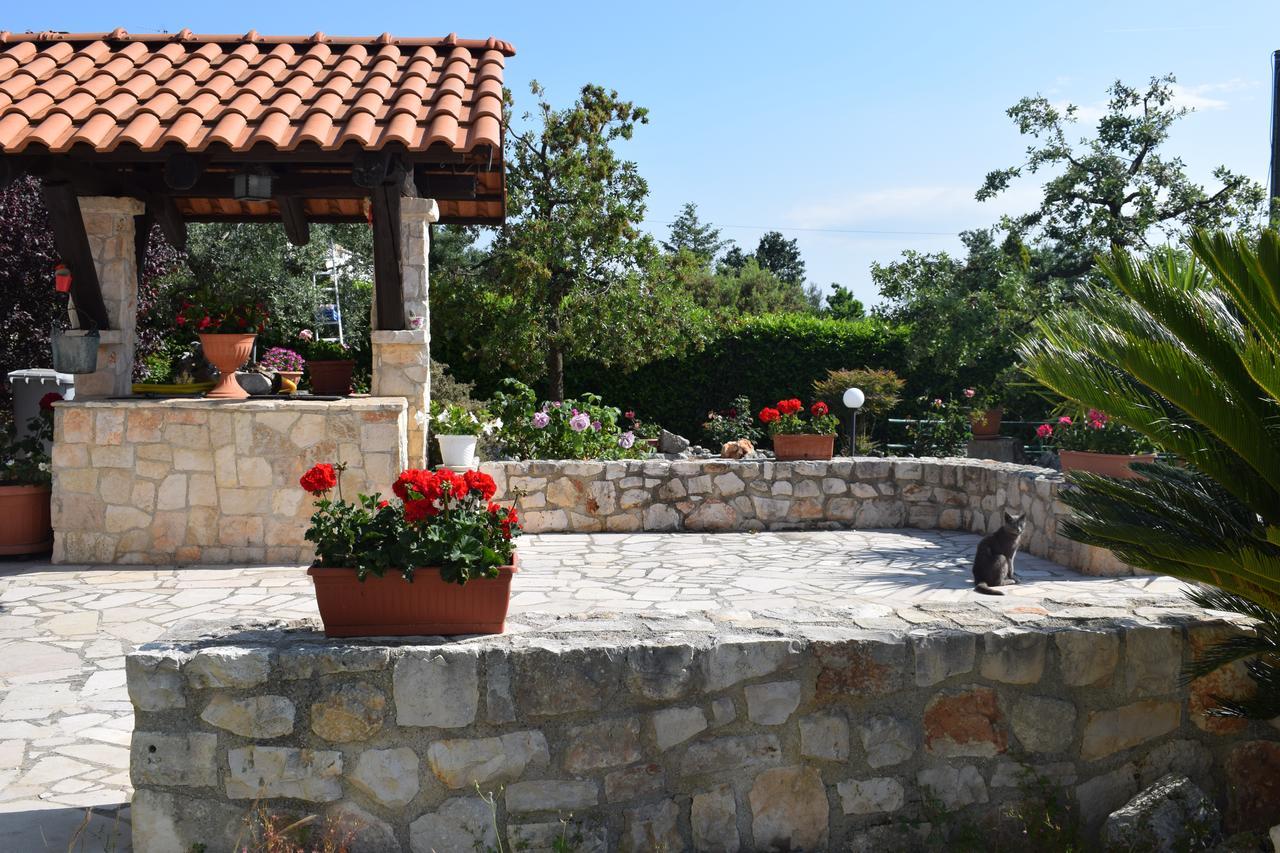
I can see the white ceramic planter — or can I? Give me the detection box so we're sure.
[436,434,479,468]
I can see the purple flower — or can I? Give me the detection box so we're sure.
[591,419,602,431]
[531,412,550,429]
[551,401,562,408]
[569,412,591,432]
[618,431,636,449]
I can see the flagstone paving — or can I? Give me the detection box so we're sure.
[0,529,1192,851]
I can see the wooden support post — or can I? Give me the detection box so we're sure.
[274,195,310,246]
[146,195,187,251]
[41,181,110,330]
[134,212,153,290]
[371,183,406,330]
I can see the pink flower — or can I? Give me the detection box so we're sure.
[569,412,590,432]
[932,398,943,408]
[963,388,975,399]
[1058,416,1073,426]
[1087,409,1109,428]
[298,329,314,342]
[1036,423,1053,439]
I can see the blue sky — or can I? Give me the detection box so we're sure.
[8,1,1280,304]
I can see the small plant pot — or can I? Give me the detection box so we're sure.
[436,434,479,468]
[0,483,52,555]
[199,333,257,400]
[307,560,518,636]
[276,370,304,387]
[772,433,836,461]
[308,360,355,396]
[1059,450,1157,479]
[970,407,1003,439]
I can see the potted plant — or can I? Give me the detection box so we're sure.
[760,398,840,460]
[965,387,1004,439]
[174,286,268,400]
[1038,410,1156,478]
[259,347,305,389]
[432,403,501,468]
[0,392,58,555]
[301,462,520,636]
[299,331,354,396]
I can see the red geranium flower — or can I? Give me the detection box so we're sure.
[299,463,338,494]
[1036,423,1053,439]
[759,407,780,424]
[811,401,829,417]
[464,470,498,501]
[500,506,520,539]
[38,392,62,411]
[436,469,468,498]
[777,398,803,415]
[403,497,439,523]
[393,469,438,502]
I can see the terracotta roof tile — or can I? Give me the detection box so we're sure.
[0,29,514,154]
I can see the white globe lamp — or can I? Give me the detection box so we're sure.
[843,387,865,456]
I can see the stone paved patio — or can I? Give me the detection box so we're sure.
[0,530,1194,851]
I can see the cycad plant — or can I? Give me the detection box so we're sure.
[1020,230,1280,718]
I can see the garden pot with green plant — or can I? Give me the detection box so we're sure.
[965,387,1004,439]
[0,392,59,555]
[431,402,501,468]
[298,332,354,395]
[174,285,269,400]
[301,462,520,636]
[760,398,840,461]
[1035,410,1155,478]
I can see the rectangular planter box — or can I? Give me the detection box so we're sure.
[772,433,835,461]
[1059,450,1156,479]
[307,558,517,636]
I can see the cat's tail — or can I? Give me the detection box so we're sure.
[974,582,1005,596]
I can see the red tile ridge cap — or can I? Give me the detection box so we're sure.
[0,29,517,56]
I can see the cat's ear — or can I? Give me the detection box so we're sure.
[1003,510,1015,523]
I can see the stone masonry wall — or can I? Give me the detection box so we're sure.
[50,398,407,565]
[481,458,1130,576]
[126,617,1280,852]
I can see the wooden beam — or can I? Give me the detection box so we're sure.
[274,195,310,246]
[414,172,477,200]
[163,151,203,190]
[371,182,406,330]
[146,195,187,251]
[41,182,110,330]
[134,212,153,289]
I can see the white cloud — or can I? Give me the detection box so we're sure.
[785,184,1041,231]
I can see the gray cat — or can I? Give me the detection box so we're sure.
[972,510,1026,596]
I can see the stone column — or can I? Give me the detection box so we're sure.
[73,197,144,398]
[371,197,438,467]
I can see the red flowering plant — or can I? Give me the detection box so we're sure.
[1036,409,1153,455]
[758,397,840,436]
[301,462,520,584]
[174,282,269,334]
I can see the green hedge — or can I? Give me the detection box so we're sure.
[565,313,911,440]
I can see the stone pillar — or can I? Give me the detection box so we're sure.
[73,197,144,398]
[371,197,438,467]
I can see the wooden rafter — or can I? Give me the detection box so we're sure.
[274,195,310,246]
[41,181,110,330]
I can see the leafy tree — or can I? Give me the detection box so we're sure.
[717,244,749,276]
[662,202,728,265]
[666,254,809,316]
[823,284,865,320]
[753,230,806,284]
[978,74,1267,281]
[873,229,1060,404]
[489,81,699,400]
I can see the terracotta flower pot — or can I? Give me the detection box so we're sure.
[0,483,52,555]
[308,360,355,396]
[970,407,1003,439]
[307,559,518,636]
[772,433,836,461]
[276,370,304,387]
[199,333,257,400]
[1059,450,1156,479]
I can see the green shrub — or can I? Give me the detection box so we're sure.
[566,313,910,439]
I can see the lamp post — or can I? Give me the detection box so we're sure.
[842,387,865,457]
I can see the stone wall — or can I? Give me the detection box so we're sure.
[126,616,1279,852]
[50,398,407,565]
[481,457,1130,576]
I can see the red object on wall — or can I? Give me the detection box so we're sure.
[53,263,72,293]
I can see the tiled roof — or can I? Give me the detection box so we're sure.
[0,29,514,154]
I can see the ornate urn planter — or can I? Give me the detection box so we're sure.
[772,434,836,461]
[199,333,257,400]
[307,560,518,636]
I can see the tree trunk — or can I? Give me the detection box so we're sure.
[546,342,565,402]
